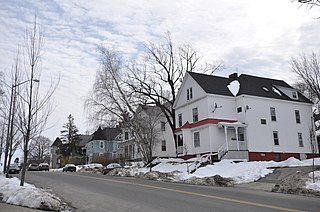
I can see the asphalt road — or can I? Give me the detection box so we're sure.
[25,171,320,212]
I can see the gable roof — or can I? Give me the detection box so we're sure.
[51,137,62,147]
[90,127,121,141]
[188,72,312,104]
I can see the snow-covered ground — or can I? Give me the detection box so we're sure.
[0,157,319,211]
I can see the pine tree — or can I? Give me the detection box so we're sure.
[60,114,80,156]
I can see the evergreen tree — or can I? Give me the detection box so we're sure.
[60,114,80,156]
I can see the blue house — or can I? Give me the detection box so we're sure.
[86,127,121,164]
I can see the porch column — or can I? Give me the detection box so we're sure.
[224,126,229,150]
[235,127,240,150]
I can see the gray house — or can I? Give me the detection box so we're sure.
[50,137,62,168]
[86,127,122,164]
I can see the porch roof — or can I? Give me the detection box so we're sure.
[218,121,247,128]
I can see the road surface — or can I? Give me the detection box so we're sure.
[25,171,320,212]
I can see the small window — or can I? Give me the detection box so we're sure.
[161,140,166,151]
[192,108,198,122]
[178,113,182,127]
[273,131,279,145]
[298,133,304,147]
[194,132,200,147]
[260,153,266,157]
[187,89,189,100]
[125,132,129,140]
[237,107,242,113]
[100,141,104,149]
[270,107,277,121]
[292,91,298,99]
[161,122,166,131]
[261,119,267,125]
[295,110,301,124]
[187,88,193,100]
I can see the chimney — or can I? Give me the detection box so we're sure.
[229,73,238,81]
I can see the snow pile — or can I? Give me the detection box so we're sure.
[0,175,70,211]
[191,160,273,184]
[305,171,320,191]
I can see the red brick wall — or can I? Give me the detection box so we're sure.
[249,152,301,161]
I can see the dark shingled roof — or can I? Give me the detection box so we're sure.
[90,127,121,141]
[78,134,92,147]
[188,71,313,104]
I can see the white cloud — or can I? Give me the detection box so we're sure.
[1,0,319,139]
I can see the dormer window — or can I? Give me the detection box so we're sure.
[292,91,298,99]
[187,88,193,100]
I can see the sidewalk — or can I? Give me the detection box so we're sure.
[0,202,40,211]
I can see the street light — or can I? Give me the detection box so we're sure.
[3,79,39,176]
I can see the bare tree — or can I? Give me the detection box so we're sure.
[126,32,222,153]
[14,17,58,186]
[28,135,51,164]
[296,0,320,8]
[86,48,162,165]
[291,52,320,113]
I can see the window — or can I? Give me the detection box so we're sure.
[298,133,304,147]
[292,91,298,99]
[178,134,183,146]
[273,131,279,145]
[100,141,104,149]
[237,107,242,113]
[295,110,301,124]
[187,88,193,100]
[261,119,267,125]
[178,113,182,127]
[192,108,198,122]
[239,133,245,141]
[161,140,166,151]
[161,122,166,131]
[270,107,277,121]
[124,132,129,140]
[194,132,200,147]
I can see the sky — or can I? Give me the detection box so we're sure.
[1,157,320,210]
[0,0,319,141]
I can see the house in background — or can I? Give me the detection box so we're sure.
[86,127,122,164]
[50,134,91,167]
[174,71,318,162]
[50,137,62,168]
[117,105,176,162]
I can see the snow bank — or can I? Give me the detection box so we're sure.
[0,175,70,211]
[305,171,320,191]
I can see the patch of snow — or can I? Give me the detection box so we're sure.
[305,171,320,191]
[227,80,240,96]
[272,86,282,96]
[0,174,70,211]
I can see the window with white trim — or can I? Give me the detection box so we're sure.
[295,110,301,124]
[192,107,198,122]
[270,107,277,121]
[178,113,182,127]
[161,140,166,151]
[298,133,304,147]
[273,131,279,145]
[194,132,200,147]
[187,88,193,100]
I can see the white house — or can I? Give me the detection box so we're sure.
[118,105,176,162]
[173,72,318,161]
